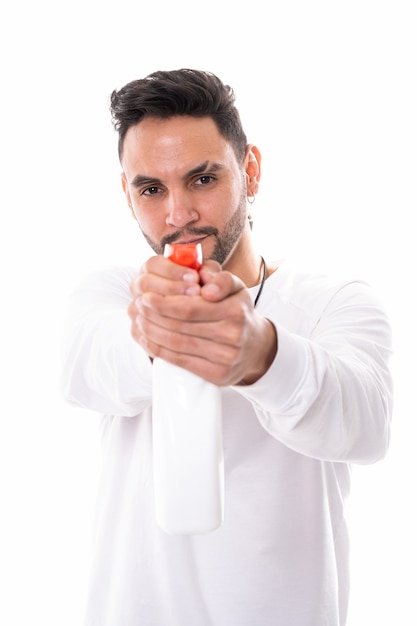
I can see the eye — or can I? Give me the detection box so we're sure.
[142,185,161,196]
[195,175,214,186]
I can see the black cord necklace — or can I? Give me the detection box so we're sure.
[254,256,266,308]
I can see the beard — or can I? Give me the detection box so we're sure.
[140,191,247,266]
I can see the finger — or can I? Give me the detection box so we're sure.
[199,259,221,279]
[135,312,242,384]
[130,256,201,298]
[145,254,201,282]
[138,296,245,346]
[139,291,237,323]
[142,321,241,363]
[199,270,247,303]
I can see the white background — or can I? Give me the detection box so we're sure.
[0,1,415,624]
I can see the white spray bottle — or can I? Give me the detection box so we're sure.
[152,243,224,534]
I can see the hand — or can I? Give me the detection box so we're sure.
[128,255,277,386]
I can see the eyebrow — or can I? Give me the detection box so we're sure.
[130,174,161,188]
[186,161,224,178]
[129,161,225,188]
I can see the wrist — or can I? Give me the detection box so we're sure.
[238,319,278,385]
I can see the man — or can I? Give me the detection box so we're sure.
[62,69,393,626]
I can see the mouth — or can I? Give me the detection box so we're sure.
[175,235,208,245]
[161,228,218,250]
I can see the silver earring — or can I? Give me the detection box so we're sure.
[248,194,256,205]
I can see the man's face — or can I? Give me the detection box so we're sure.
[121,115,249,266]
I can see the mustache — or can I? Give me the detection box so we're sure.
[161,226,218,248]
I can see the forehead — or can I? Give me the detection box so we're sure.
[121,115,237,173]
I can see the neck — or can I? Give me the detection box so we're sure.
[222,229,263,288]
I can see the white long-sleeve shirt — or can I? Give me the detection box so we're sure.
[61,261,393,626]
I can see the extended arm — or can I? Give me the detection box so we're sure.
[61,267,153,416]
[235,279,393,464]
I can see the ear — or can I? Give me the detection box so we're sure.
[121,172,136,220]
[244,145,262,199]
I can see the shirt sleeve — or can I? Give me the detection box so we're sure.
[233,280,393,464]
[61,267,153,416]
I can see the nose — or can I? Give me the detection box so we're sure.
[165,190,198,228]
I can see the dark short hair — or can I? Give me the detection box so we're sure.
[109,69,248,162]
